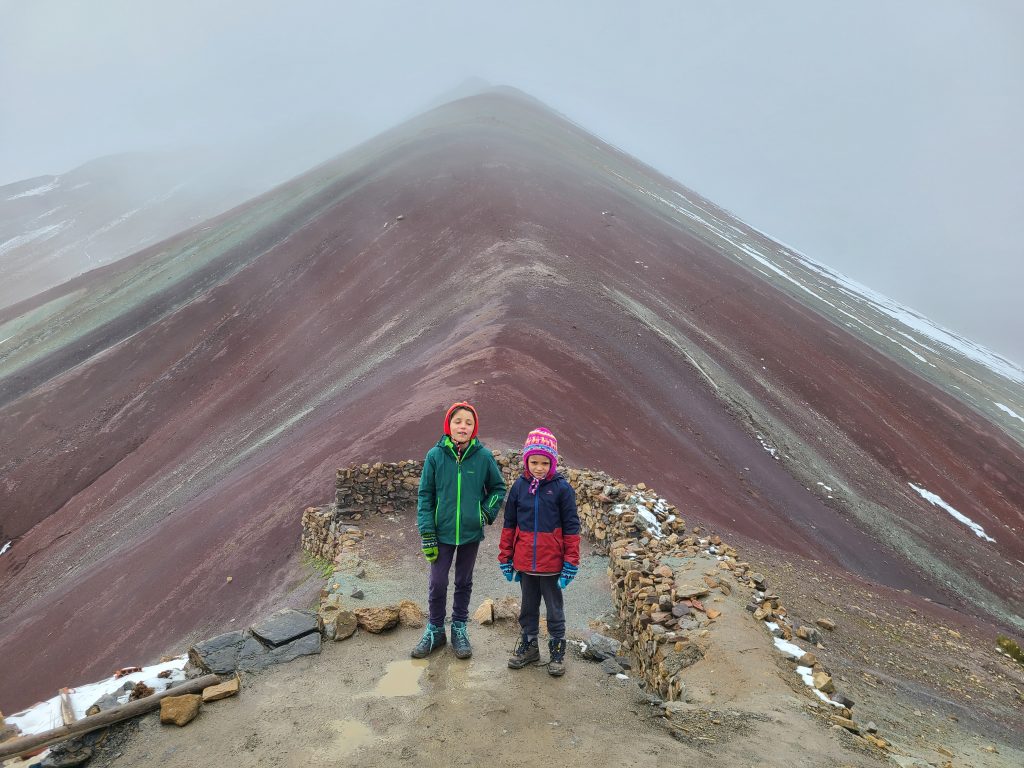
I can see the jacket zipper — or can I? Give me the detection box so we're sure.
[532,490,540,571]
[456,456,463,546]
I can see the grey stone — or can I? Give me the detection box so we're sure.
[237,631,322,672]
[601,658,624,674]
[188,630,248,675]
[251,609,319,648]
[40,739,94,767]
[583,632,622,661]
[351,588,365,600]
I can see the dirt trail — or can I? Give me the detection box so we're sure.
[78,518,940,768]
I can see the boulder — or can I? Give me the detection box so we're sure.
[815,618,836,631]
[829,714,858,733]
[355,605,401,633]
[796,625,824,645]
[251,609,319,648]
[202,677,240,702]
[398,600,426,628]
[334,611,358,640]
[188,630,248,675]
[473,599,495,625]
[582,633,621,661]
[160,694,201,726]
[492,596,522,621]
[812,671,835,694]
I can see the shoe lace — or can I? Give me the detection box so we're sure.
[453,623,469,642]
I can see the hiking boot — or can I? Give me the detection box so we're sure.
[410,623,446,658]
[508,635,540,669]
[548,638,567,676]
[450,620,473,659]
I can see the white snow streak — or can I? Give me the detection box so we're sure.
[6,179,59,199]
[0,541,10,556]
[0,220,71,255]
[908,483,995,542]
[995,403,1024,425]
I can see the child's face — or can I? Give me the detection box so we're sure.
[527,455,551,480]
[448,409,475,444]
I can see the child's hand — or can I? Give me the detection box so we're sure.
[499,561,515,582]
[558,563,578,590]
[421,534,439,563]
[479,509,491,527]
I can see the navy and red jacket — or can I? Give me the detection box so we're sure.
[499,472,581,574]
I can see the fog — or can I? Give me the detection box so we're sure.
[2,0,1022,364]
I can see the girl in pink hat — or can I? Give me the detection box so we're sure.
[498,427,581,676]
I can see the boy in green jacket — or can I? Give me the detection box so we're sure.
[412,402,507,659]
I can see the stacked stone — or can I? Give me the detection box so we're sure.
[300,505,334,560]
[334,461,420,514]
[743,576,877,743]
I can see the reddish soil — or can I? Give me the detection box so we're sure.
[1,89,1020,714]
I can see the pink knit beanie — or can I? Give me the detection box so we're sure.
[522,427,558,479]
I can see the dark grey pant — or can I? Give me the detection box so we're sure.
[519,573,565,640]
[428,542,480,626]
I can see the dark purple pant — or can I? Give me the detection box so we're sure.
[428,542,480,626]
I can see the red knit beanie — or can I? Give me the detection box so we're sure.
[444,402,479,440]
[522,427,558,478]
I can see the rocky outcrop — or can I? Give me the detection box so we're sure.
[188,611,321,676]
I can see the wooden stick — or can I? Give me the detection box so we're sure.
[59,688,75,726]
[0,674,222,760]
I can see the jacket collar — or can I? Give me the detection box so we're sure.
[441,435,478,458]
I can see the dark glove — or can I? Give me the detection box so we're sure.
[421,533,439,563]
[558,562,578,590]
[480,509,492,527]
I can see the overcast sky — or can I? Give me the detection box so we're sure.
[2,0,1022,365]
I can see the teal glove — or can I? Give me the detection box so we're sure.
[558,562,578,590]
[421,533,439,563]
[499,561,514,581]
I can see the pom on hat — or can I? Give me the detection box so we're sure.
[444,402,479,440]
[522,427,558,479]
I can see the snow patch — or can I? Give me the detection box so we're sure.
[995,403,1024,425]
[0,540,10,555]
[6,656,188,736]
[908,483,995,542]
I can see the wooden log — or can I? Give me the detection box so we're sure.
[0,673,221,760]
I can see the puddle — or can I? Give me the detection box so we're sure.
[329,720,372,755]
[367,659,428,697]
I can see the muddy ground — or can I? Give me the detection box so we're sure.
[61,514,1024,768]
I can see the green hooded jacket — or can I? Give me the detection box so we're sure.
[417,436,507,546]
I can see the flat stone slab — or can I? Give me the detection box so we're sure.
[250,609,319,648]
[238,631,322,671]
[189,630,249,675]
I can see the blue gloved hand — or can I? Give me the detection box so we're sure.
[421,533,439,563]
[558,562,578,590]
[499,561,514,582]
